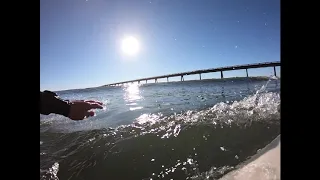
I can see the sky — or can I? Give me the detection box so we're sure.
[40,0,280,91]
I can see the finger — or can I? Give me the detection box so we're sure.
[85,103,103,110]
[90,103,103,109]
[85,100,103,105]
[71,100,85,103]
[85,111,95,118]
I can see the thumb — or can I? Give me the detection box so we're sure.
[85,111,95,118]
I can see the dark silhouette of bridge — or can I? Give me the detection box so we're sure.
[106,61,280,86]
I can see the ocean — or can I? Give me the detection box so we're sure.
[40,77,280,180]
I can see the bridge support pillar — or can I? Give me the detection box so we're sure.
[274,66,277,77]
[167,77,169,82]
[199,73,202,80]
[220,71,224,79]
[181,75,184,81]
[246,69,248,77]
[155,79,158,83]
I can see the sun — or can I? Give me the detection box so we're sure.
[121,36,140,56]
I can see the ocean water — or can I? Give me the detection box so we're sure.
[40,77,280,180]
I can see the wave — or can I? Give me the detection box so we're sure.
[40,88,280,180]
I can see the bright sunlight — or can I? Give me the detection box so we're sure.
[121,36,140,56]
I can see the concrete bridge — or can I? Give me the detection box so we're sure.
[106,61,280,86]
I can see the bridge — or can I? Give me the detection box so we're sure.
[105,61,280,86]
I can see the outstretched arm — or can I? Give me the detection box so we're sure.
[40,90,103,120]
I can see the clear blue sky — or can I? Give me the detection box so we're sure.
[40,0,280,91]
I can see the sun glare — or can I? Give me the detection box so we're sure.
[121,36,140,56]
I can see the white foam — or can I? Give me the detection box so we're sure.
[40,162,60,180]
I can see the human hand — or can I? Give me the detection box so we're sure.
[68,100,103,120]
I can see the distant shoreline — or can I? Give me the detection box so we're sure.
[179,76,277,82]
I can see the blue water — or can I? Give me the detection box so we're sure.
[40,77,280,180]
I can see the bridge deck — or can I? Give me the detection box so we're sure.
[106,61,280,86]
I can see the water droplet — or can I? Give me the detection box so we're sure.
[162,165,164,168]
[220,146,226,151]
[235,155,239,159]
[151,159,155,162]
[235,45,238,49]
[203,135,207,140]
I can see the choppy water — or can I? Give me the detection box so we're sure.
[40,77,280,180]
